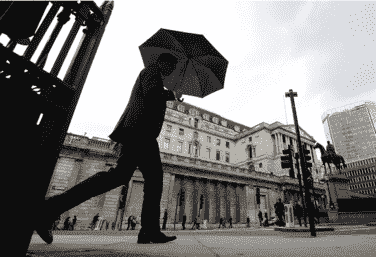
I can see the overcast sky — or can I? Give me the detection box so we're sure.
[2,0,375,161]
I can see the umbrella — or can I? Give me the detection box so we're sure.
[139,28,228,100]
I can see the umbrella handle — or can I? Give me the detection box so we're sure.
[177,97,184,102]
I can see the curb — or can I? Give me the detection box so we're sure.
[274,227,335,232]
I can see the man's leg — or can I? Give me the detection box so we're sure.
[137,139,177,243]
[42,148,137,227]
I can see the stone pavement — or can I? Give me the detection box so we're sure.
[26,225,376,257]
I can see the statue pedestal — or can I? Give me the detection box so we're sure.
[322,172,372,211]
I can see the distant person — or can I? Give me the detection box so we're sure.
[63,217,71,231]
[294,202,303,227]
[127,215,133,230]
[274,199,285,227]
[247,216,250,228]
[219,217,223,229]
[35,53,181,244]
[191,217,198,230]
[258,210,263,226]
[228,217,233,228]
[263,212,269,227]
[182,214,187,230]
[71,215,77,231]
[162,209,168,230]
[90,213,100,230]
[131,216,137,230]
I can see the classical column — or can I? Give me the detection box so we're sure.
[218,182,226,220]
[124,179,133,217]
[207,180,216,223]
[228,183,237,222]
[159,172,173,222]
[184,179,194,223]
[235,185,243,223]
[166,173,177,223]
[178,177,186,222]
[245,184,257,224]
[276,134,281,154]
[279,133,284,151]
[225,183,231,220]
[195,179,205,220]
[192,178,199,220]
[203,179,210,221]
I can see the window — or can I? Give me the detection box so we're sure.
[166,125,172,132]
[188,143,192,154]
[203,114,209,120]
[167,101,174,108]
[282,135,286,143]
[177,141,183,153]
[225,152,230,163]
[226,141,230,148]
[164,138,170,149]
[249,146,253,158]
[216,139,221,146]
[194,145,199,157]
[178,105,185,112]
[194,118,199,128]
[290,137,293,147]
[193,131,198,139]
[179,128,184,136]
[249,137,252,142]
[207,136,211,143]
[206,148,211,159]
[259,163,262,168]
[216,150,220,160]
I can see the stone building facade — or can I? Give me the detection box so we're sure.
[46,101,327,229]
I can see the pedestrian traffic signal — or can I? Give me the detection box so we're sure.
[179,190,185,206]
[303,150,312,168]
[281,146,294,178]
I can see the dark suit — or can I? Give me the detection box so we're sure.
[43,64,176,234]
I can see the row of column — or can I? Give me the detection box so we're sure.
[164,175,252,224]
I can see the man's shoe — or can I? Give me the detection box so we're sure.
[137,231,177,244]
[35,223,53,244]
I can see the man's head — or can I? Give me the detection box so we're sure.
[156,53,178,76]
[327,141,331,145]
[278,198,282,202]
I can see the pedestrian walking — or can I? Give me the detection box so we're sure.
[258,210,263,227]
[126,215,133,230]
[191,217,197,230]
[63,217,70,231]
[294,202,303,227]
[228,217,233,229]
[71,215,77,231]
[263,212,269,227]
[219,218,223,229]
[162,209,168,230]
[34,53,181,245]
[131,216,137,230]
[274,198,285,227]
[90,213,100,230]
[182,214,187,230]
[247,216,250,228]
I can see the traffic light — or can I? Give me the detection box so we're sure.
[200,195,204,209]
[179,190,185,206]
[256,187,260,205]
[303,150,312,168]
[281,146,294,178]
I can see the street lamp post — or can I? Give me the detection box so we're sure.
[294,152,307,227]
[285,89,316,237]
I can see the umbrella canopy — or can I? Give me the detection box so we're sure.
[139,28,228,98]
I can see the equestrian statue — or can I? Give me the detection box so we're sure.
[313,141,347,175]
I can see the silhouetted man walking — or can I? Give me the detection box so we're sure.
[258,210,263,227]
[228,217,233,228]
[36,53,182,245]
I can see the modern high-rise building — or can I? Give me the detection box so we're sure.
[321,100,376,164]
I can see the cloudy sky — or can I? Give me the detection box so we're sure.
[2,0,375,161]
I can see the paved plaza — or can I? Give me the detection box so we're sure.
[26,225,376,257]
